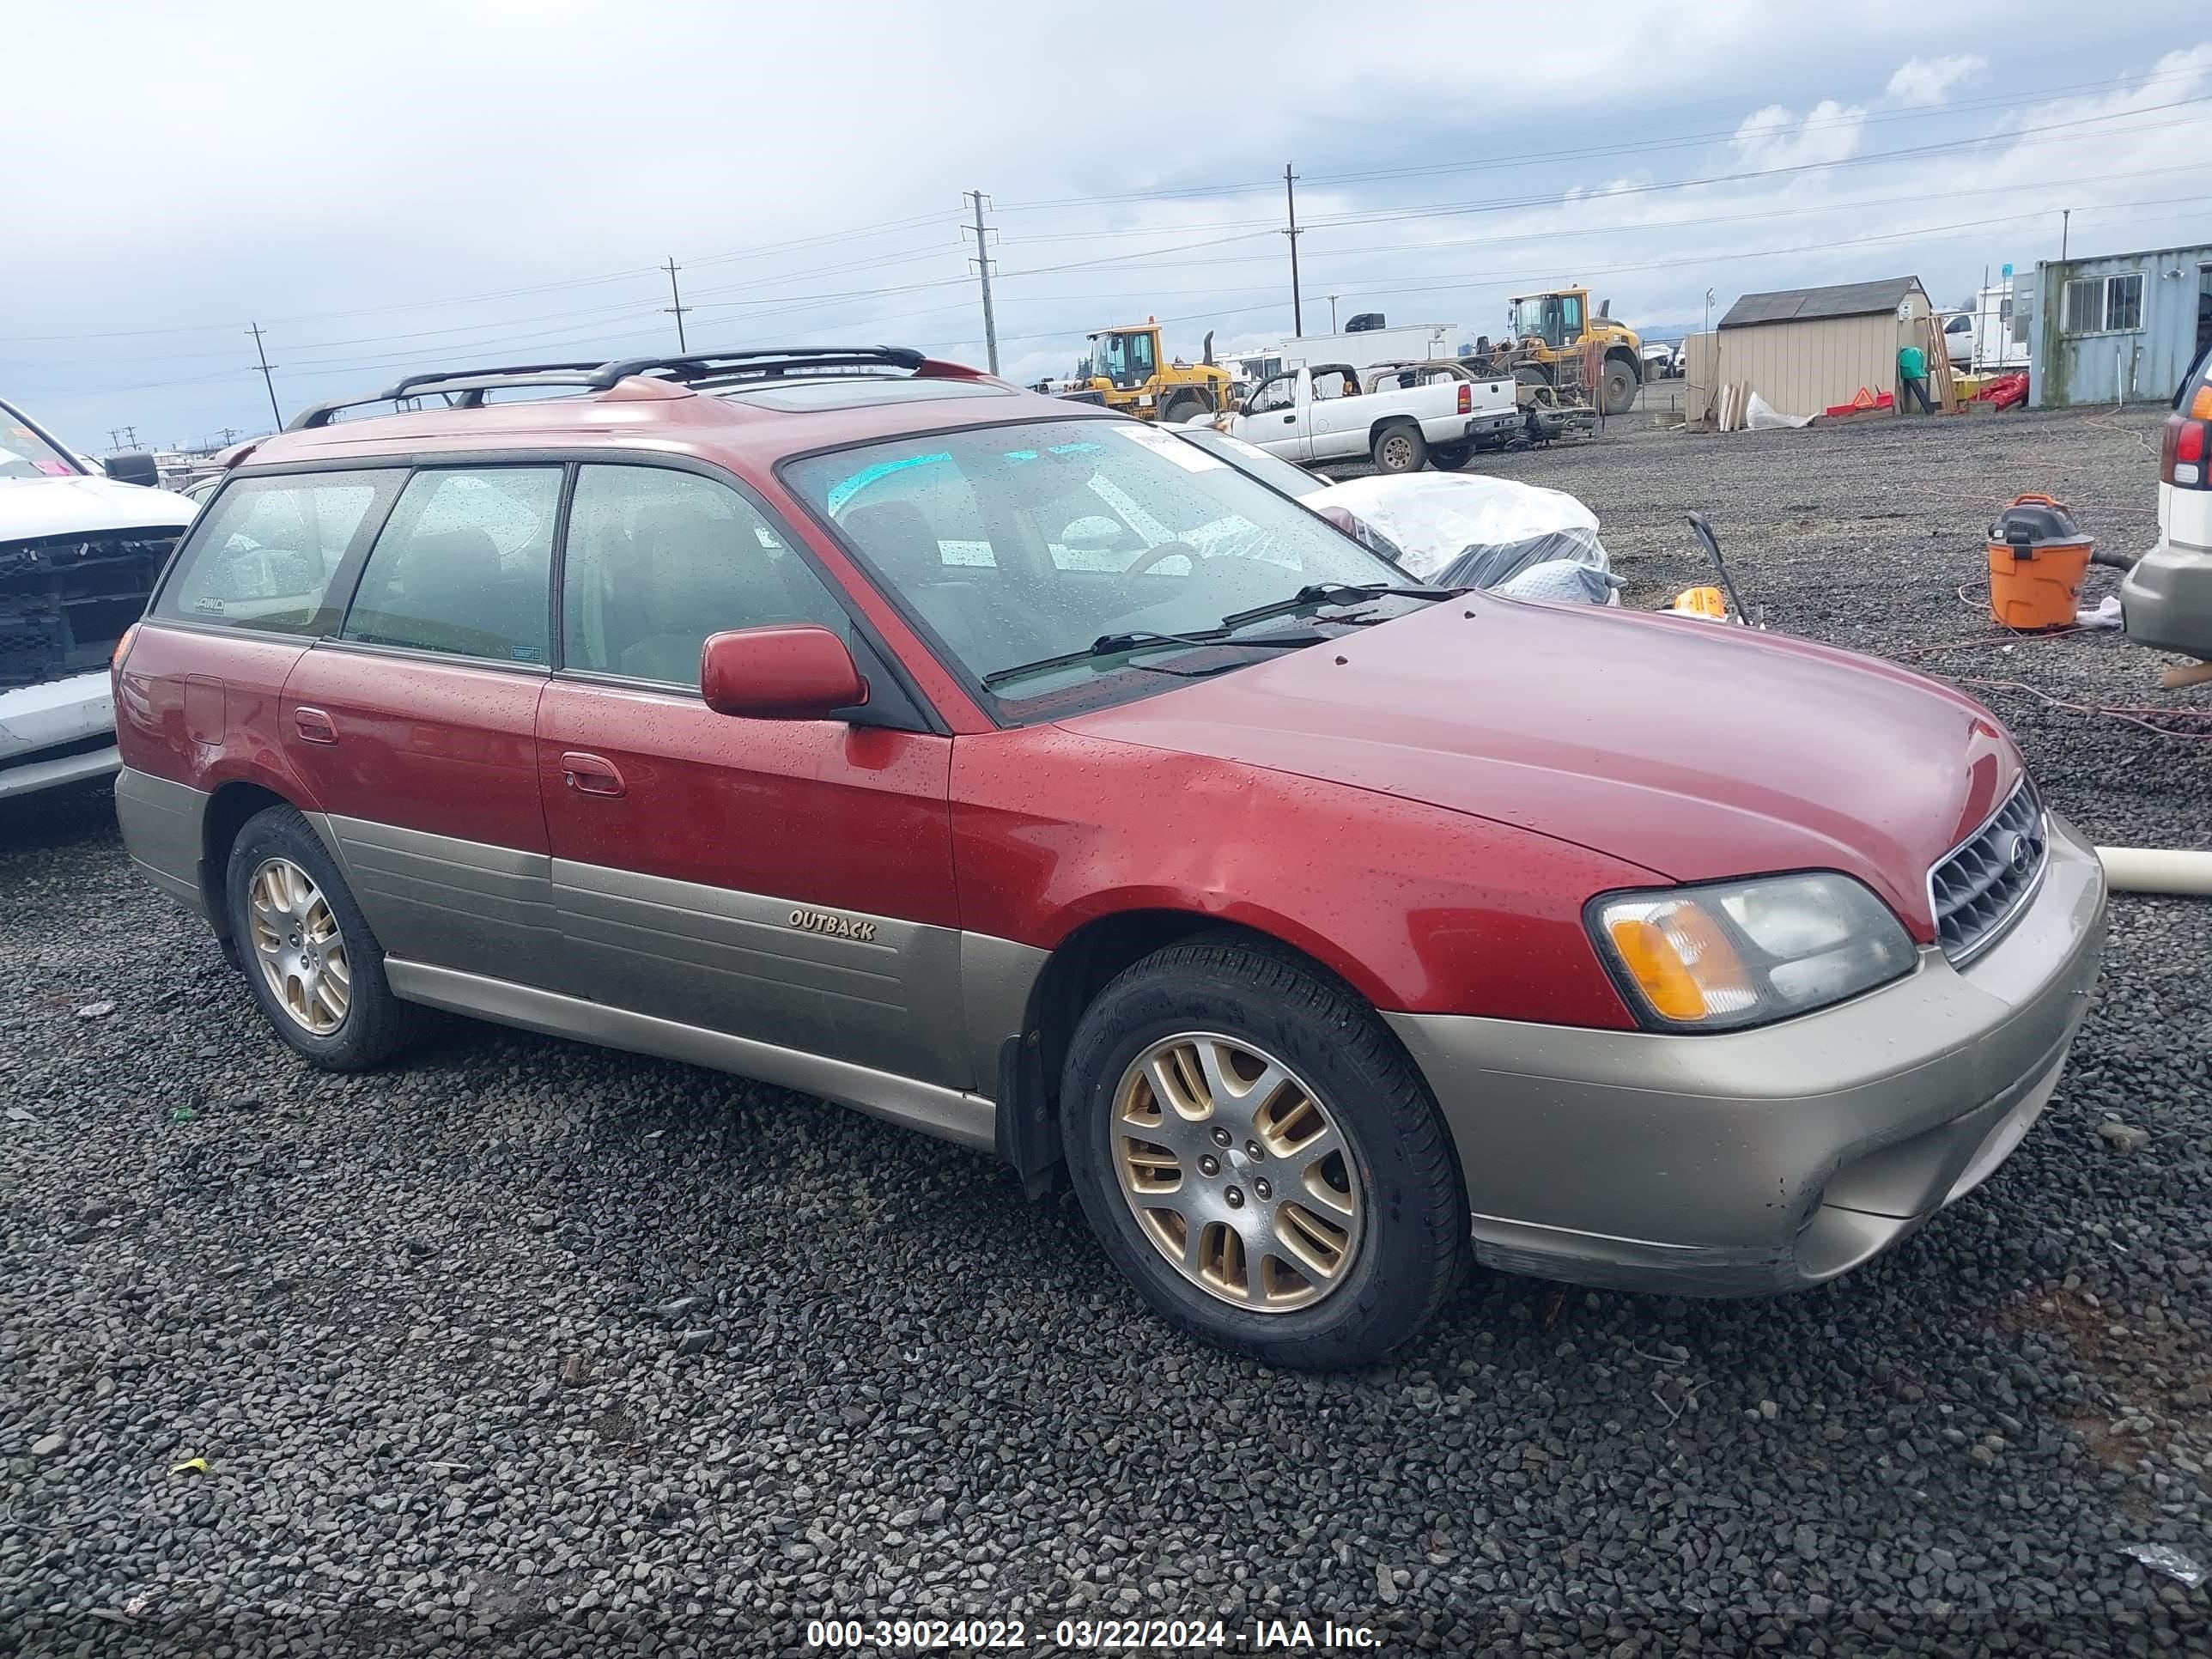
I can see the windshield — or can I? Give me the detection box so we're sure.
[1174,427,1325,498]
[0,408,82,480]
[784,417,1404,708]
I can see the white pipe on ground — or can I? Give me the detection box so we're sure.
[2096,847,2212,896]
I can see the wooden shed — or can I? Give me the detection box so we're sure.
[1687,277,1934,424]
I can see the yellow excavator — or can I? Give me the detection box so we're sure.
[1502,288,1644,416]
[1071,320,1236,423]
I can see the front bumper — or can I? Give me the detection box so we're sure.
[2120,536,2212,658]
[1385,811,2106,1295]
[0,671,120,799]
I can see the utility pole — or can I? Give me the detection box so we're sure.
[246,323,282,429]
[108,428,124,451]
[965,191,1000,375]
[662,257,691,352]
[120,425,137,448]
[1284,163,1304,337]
[2061,208,2071,263]
[1328,295,1341,331]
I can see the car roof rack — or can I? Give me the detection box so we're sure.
[287,362,615,429]
[286,346,986,429]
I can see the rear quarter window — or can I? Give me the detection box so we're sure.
[154,471,398,635]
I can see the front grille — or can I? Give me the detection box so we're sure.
[0,529,175,689]
[1929,780,2047,965]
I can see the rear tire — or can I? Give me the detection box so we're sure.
[224,805,422,1072]
[1428,441,1473,471]
[1370,422,1427,474]
[1060,936,1468,1369]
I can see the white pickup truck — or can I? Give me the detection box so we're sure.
[1216,361,1518,472]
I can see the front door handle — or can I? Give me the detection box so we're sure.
[1281,413,1296,423]
[560,751,625,798]
[293,706,337,744]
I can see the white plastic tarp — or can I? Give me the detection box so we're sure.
[1308,472,1620,602]
[1744,392,1815,429]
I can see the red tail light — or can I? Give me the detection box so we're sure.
[1456,383,1472,414]
[2165,414,2209,489]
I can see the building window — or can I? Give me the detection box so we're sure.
[2062,272,2145,336]
[2107,272,2143,331]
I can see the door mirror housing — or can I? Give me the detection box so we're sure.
[700,625,867,720]
[104,450,161,488]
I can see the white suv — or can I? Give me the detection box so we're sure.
[2,398,198,799]
[2123,354,2212,661]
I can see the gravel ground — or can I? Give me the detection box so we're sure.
[3,404,2208,1656]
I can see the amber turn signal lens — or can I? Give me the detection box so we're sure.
[1607,905,1753,1024]
[1608,918,1709,1019]
[111,622,139,672]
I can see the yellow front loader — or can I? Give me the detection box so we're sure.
[1503,288,1644,416]
[1073,320,1235,423]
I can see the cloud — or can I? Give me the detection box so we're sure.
[1728,99,1867,169]
[1887,53,1987,106]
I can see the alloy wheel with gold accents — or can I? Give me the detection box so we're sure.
[246,856,351,1036]
[1110,1032,1364,1312]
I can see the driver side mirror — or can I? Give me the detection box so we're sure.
[700,625,867,720]
[104,450,161,489]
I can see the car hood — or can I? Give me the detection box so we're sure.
[1057,596,2021,938]
[0,474,198,541]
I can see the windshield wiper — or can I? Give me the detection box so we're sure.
[981,628,1321,690]
[1215,580,1462,632]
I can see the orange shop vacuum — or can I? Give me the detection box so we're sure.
[1985,494,2094,629]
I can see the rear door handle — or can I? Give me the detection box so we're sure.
[560,751,625,798]
[293,706,337,744]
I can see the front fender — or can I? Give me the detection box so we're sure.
[950,723,1651,1028]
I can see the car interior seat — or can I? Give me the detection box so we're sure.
[841,500,1038,673]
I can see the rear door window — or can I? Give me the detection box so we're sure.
[155,471,398,635]
[341,467,562,664]
[560,465,848,687]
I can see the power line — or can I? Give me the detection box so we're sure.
[991,62,2212,212]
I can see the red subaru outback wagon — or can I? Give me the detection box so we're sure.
[113,348,2106,1367]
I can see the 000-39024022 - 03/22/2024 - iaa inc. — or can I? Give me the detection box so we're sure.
[803,1613,1385,1650]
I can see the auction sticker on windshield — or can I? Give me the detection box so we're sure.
[1108,422,1224,471]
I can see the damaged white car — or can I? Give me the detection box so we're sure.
[2,398,197,799]
[1309,471,1624,604]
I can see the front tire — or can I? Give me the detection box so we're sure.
[224,804,422,1072]
[1060,937,1468,1369]
[1600,355,1638,416]
[1370,422,1427,474]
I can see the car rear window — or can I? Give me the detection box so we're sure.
[342,467,562,664]
[155,471,398,635]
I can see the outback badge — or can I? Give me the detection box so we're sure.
[788,908,877,943]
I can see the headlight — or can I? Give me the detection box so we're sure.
[1589,872,1917,1031]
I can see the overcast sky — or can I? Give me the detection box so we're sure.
[4,1,2208,451]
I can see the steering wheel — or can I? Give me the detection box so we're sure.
[1124,540,1206,578]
